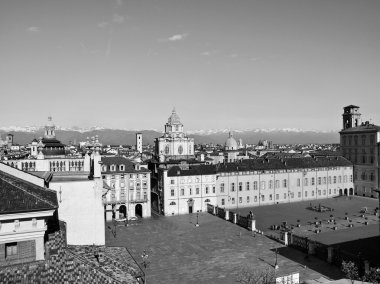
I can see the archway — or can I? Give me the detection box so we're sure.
[339,189,343,196]
[119,205,127,219]
[187,198,194,214]
[135,204,143,217]
[349,188,354,195]
[344,188,348,196]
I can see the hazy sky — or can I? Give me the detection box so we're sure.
[1,0,379,131]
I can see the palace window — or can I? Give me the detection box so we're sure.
[180,188,184,196]
[119,165,125,171]
[333,176,337,184]
[189,188,192,195]
[246,182,250,191]
[338,176,342,183]
[170,201,176,205]
[323,177,327,184]
[283,179,287,188]
[318,190,321,196]
[204,199,211,203]
[196,188,200,195]
[111,165,116,171]
[261,181,266,190]
[329,189,331,195]
[311,191,314,196]
[254,196,257,202]
[311,178,315,186]
[284,193,287,199]
[247,196,250,203]
[261,195,265,202]
[221,199,225,205]
[231,183,235,192]
[362,135,366,145]
[212,186,216,193]
[328,176,331,184]
[239,197,242,203]
[269,194,272,201]
[239,182,242,191]
[298,192,301,198]
[305,191,308,197]
[323,190,326,195]
[253,181,258,190]
[350,175,353,182]
[232,198,235,204]
[220,183,225,193]
[297,179,300,187]
[276,194,279,200]
[275,180,280,189]
[269,180,273,189]
[318,177,321,185]
[5,243,18,258]
[171,179,175,185]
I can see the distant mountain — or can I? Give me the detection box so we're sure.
[0,126,340,145]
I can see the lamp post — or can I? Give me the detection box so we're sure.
[274,247,279,269]
[195,211,199,227]
[141,249,150,284]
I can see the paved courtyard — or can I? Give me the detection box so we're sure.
[106,213,345,284]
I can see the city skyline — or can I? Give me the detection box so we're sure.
[1,0,379,131]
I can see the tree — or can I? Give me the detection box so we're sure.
[236,267,275,284]
[363,267,380,284]
[341,260,359,284]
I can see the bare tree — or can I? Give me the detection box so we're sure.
[236,267,275,284]
[341,260,359,284]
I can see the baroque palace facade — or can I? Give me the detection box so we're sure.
[160,157,353,215]
[151,109,354,216]
[339,105,380,198]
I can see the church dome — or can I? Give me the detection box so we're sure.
[225,132,238,150]
[168,108,182,125]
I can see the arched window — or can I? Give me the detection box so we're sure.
[119,164,125,171]
[170,201,176,205]
[178,145,183,154]
[102,165,107,172]
[204,199,210,203]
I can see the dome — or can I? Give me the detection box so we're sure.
[225,132,238,150]
[167,108,182,125]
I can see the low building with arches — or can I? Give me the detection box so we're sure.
[101,156,151,221]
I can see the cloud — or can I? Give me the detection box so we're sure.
[98,21,108,29]
[168,33,188,42]
[112,13,125,24]
[27,26,40,33]
[116,0,123,5]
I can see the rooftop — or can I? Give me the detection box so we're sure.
[0,170,58,214]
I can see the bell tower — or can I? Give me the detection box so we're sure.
[44,116,56,139]
[342,105,361,130]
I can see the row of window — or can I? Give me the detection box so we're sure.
[109,190,148,200]
[220,188,339,205]
[108,180,148,189]
[170,186,216,197]
[219,175,352,192]
[342,134,376,146]
[169,199,210,206]
[105,173,148,179]
[354,171,376,181]
[170,176,215,184]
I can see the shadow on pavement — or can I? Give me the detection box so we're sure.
[273,246,345,280]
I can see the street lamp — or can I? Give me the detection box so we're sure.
[141,249,150,283]
[195,211,199,227]
[274,248,279,269]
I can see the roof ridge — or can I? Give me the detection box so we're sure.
[0,172,57,209]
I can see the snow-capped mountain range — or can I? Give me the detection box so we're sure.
[0,125,339,145]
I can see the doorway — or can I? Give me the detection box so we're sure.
[119,205,127,219]
[189,206,193,214]
[135,204,143,217]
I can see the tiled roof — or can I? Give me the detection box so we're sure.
[165,156,352,176]
[0,170,58,214]
[340,124,380,133]
[167,165,216,177]
[101,156,149,173]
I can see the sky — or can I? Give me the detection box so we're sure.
[1,0,379,131]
